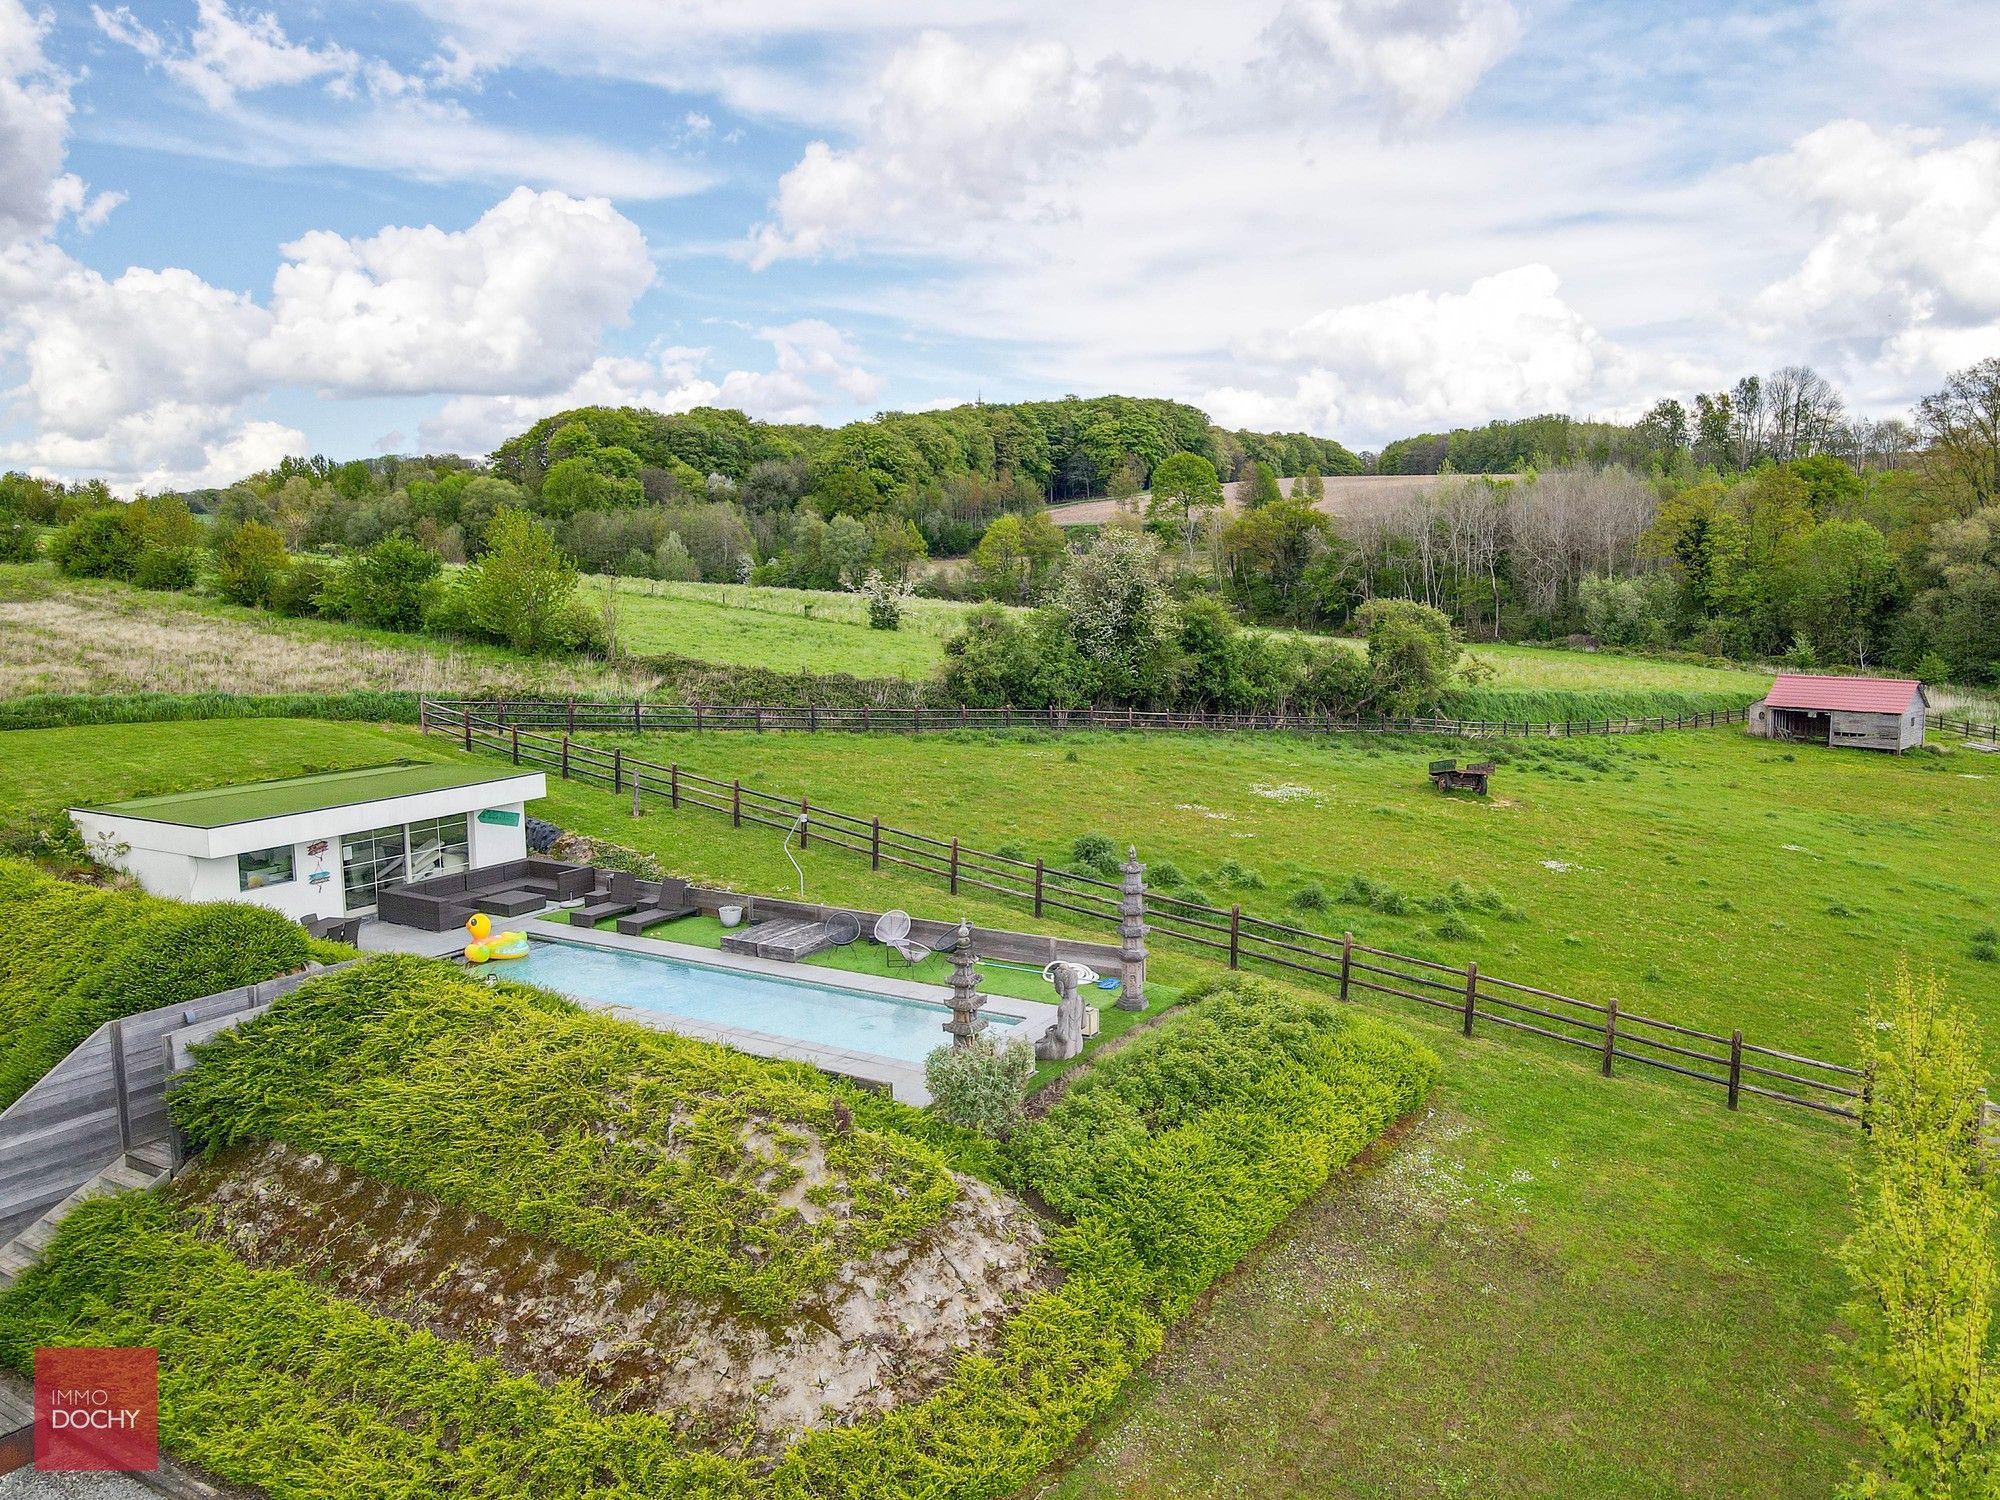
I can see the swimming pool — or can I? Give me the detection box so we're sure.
[501,938,1019,1065]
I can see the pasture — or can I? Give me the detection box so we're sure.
[0,712,1890,1497]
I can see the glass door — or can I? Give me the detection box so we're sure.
[341,824,408,912]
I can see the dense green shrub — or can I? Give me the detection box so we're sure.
[0,858,319,1108]
[0,690,423,731]
[0,515,39,562]
[1012,975,1438,1316]
[168,957,960,1321]
[48,508,143,579]
[4,959,1434,1500]
[130,544,202,592]
[925,1034,1034,1138]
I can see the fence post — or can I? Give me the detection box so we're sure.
[862,704,871,732]
[1339,933,1353,1001]
[949,837,960,894]
[419,696,429,734]
[634,698,642,733]
[1602,999,1618,1076]
[566,697,576,735]
[561,735,570,779]
[670,763,679,808]
[800,798,810,849]
[1462,961,1477,1036]
[694,702,704,732]
[1117,848,1148,1010]
[809,704,818,732]
[109,1019,132,1153]
[733,781,741,827]
[631,771,641,819]
[462,711,472,751]
[913,705,922,733]
[1229,904,1241,969]
[756,706,764,733]
[1728,1030,1743,1109]
[871,817,881,870]
[511,725,520,765]
[1034,858,1045,918]
[612,748,622,793]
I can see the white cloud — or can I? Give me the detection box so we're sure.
[420,319,881,452]
[94,1,702,200]
[0,0,74,246]
[1264,0,1522,130]
[751,30,1155,265]
[1,188,657,489]
[1749,121,2000,385]
[1200,265,1607,442]
[92,0,362,109]
[257,187,655,396]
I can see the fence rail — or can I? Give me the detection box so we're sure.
[1936,716,2000,743]
[425,697,1754,742]
[422,700,1881,1129]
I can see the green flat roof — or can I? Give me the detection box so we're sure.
[77,762,533,829]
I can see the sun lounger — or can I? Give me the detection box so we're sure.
[615,878,701,935]
[567,870,643,927]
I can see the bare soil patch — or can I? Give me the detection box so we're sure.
[177,1141,1051,1458]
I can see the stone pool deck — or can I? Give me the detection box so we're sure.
[517,920,1059,1105]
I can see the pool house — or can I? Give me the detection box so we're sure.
[69,762,547,924]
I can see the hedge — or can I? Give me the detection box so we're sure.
[165,956,964,1322]
[0,690,424,731]
[3,967,1437,1497]
[0,857,326,1109]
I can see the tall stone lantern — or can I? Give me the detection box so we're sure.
[944,917,987,1047]
[1118,846,1148,1011]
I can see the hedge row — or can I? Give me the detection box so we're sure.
[0,690,424,731]
[2,969,1438,1497]
[165,956,964,1322]
[0,857,328,1109]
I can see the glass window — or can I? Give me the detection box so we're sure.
[341,824,407,910]
[238,845,295,891]
[406,814,469,881]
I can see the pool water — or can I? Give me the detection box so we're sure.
[501,939,1019,1064]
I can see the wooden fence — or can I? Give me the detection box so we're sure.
[422,703,1872,1128]
[424,696,1754,742]
[0,966,344,1239]
[1935,715,2000,743]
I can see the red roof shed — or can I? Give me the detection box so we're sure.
[1761,674,1924,714]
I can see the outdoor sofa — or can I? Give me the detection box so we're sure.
[376,857,598,932]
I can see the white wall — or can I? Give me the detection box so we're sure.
[466,801,528,868]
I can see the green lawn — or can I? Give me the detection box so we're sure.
[0,714,1878,1497]
[552,724,1998,1066]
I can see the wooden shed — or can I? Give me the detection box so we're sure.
[1747,673,1927,752]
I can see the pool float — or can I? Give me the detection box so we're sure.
[463,912,530,963]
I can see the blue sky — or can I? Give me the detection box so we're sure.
[1,0,1996,489]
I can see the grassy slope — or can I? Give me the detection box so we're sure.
[0,717,1883,1496]
[6,562,1770,713]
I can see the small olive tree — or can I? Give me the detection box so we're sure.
[925,1035,1034,1138]
[1839,966,2000,1498]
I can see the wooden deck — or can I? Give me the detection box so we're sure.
[719,916,836,962]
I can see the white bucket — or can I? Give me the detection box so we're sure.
[718,904,744,928]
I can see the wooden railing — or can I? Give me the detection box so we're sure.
[423,702,1876,1128]
[424,696,1754,742]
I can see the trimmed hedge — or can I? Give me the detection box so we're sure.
[0,858,323,1109]
[3,967,1437,1498]
[0,690,424,731]
[166,956,963,1322]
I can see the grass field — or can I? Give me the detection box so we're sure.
[3,562,1771,718]
[0,714,1881,1496]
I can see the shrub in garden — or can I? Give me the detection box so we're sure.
[1069,832,1122,879]
[925,1035,1034,1138]
[0,857,316,1108]
[0,515,38,562]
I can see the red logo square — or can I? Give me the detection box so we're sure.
[33,1347,158,1472]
